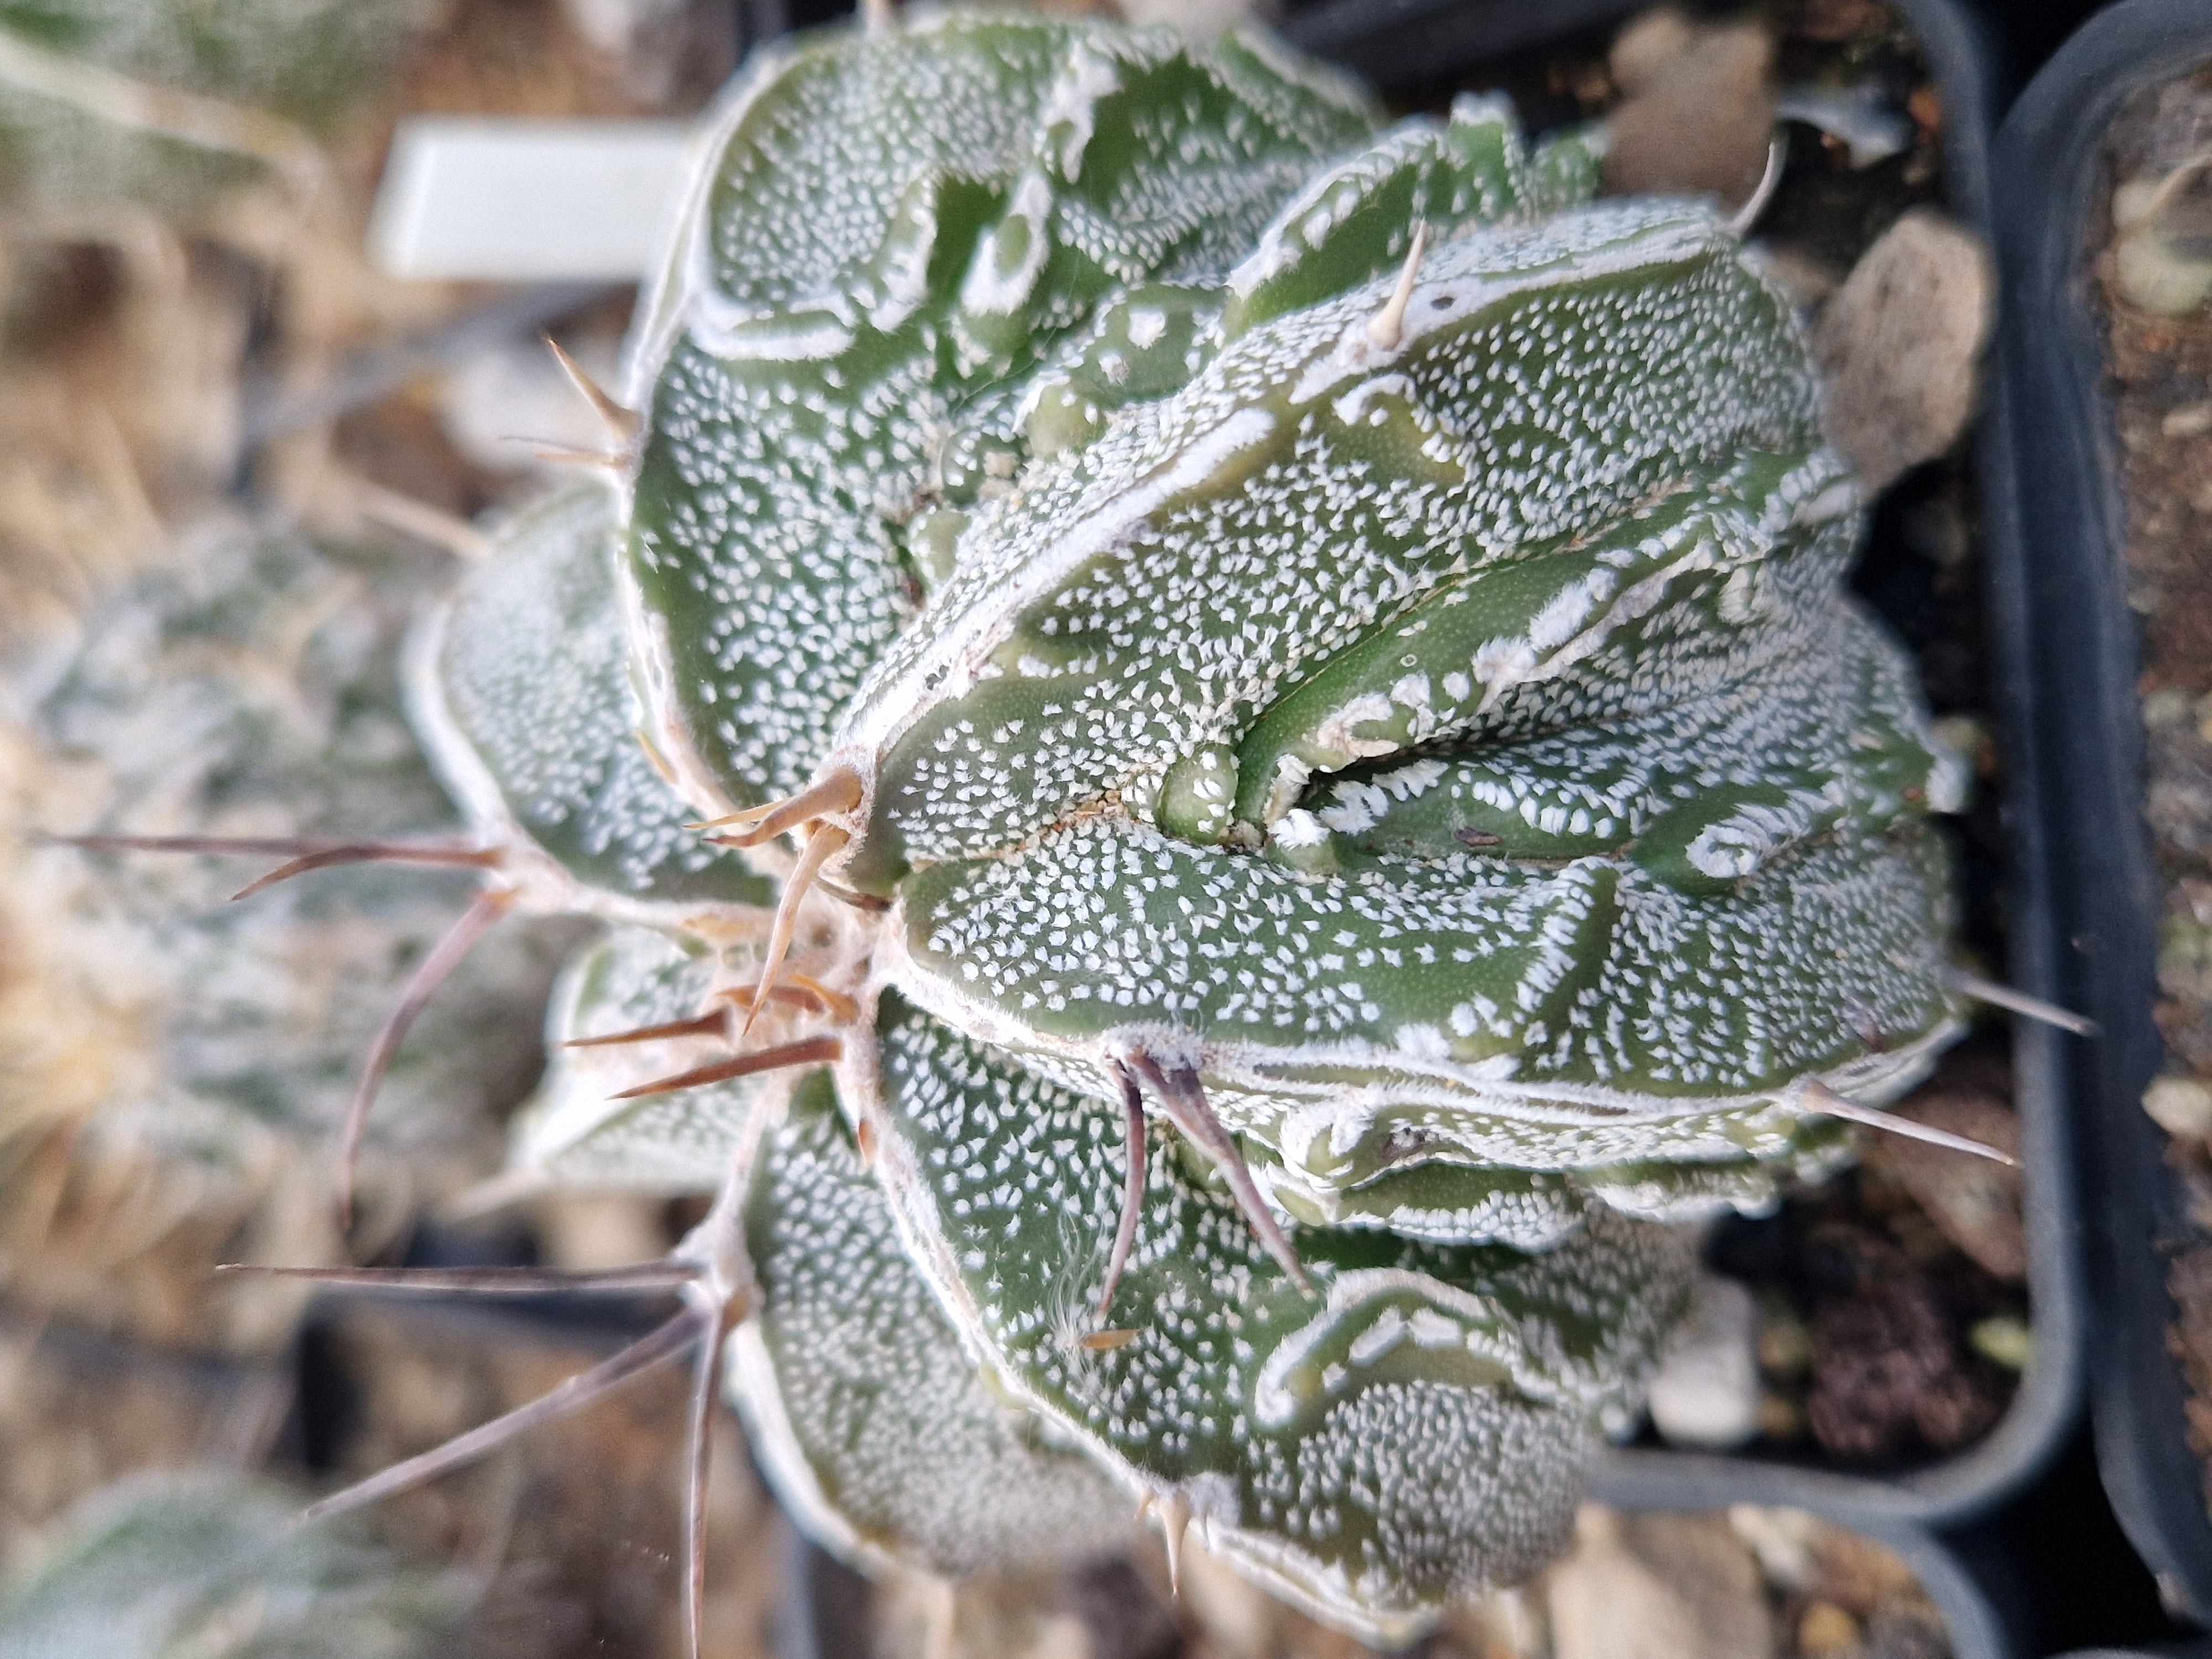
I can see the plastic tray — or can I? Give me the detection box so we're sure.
[1989,0,2212,1628]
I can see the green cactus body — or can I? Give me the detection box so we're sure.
[409,481,775,922]
[855,990,1695,1640]
[477,20,1958,1618]
[733,1071,1134,1576]
[889,808,1947,1218]
[49,9,1986,1635]
[831,195,1827,887]
[620,11,1376,816]
[714,97,1969,1229]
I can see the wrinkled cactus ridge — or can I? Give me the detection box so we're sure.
[622,10,1378,815]
[734,1070,1135,1577]
[413,482,775,919]
[863,990,1696,1636]
[508,924,771,1190]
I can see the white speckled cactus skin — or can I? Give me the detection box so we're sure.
[482,4,1964,1627]
[404,9,1968,1637]
[58,7,1974,1643]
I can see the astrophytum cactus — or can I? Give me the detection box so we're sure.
[0,1474,466,1659]
[48,6,2044,1650]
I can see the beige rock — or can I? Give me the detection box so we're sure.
[1546,1507,1774,1659]
[2146,1073,2212,1140]
[1726,1504,1818,1593]
[1601,19,1776,208]
[1608,7,1698,95]
[2162,401,2212,437]
[1812,208,1994,493]
[1798,1599,1861,1657]
[1757,246,1845,311]
[1860,1088,2025,1280]
[1969,1313,2033,1371]
[1646,1274,1762,1448]
[1801,1517,1926,1618]
[2111,158,2212,317]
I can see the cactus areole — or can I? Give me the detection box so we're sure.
[77,7,1991,1648]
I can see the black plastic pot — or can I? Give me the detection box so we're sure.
[1990,0,2212,1629]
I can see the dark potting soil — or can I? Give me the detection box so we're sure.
[2091,65,2212,1526]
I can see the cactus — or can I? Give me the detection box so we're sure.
[0,0,432,218]
[0,1473,466,1659]
[38,7,2030,1650]
[15,518,561,1195]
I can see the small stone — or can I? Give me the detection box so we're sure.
[2146,1074,2212,1140]
[1802,1515,1930,1616]
[2112,164,2212,316]
[1812,208,1994,493]
[1906,85,1942,138]
[1861,1605,1950,1659]
[1756,1390,1805,1442]
[1647,1275,1762,1449]
[1969,1313,2032,1371]
[2145,685,2200,731]
[1619,1513,1774,1657]
[1860,1089,2025,1281]
[2178,878,2212,927]
[2161,893,2212,1005]
[1756,1297,1814,1379]
[1601,19,1777,208]
[1798,1599,1861,1656]
[1756,246,1844,311]
[1726,1505,1816,1592]
[1927,714,1991,780]
[1546,1507,1775,1659]
[1609,7,1698,94]
[2162,401,2212,437]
